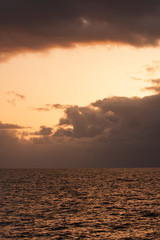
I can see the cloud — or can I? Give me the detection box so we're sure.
[32,125,53,136]
[91,95,160,142]
[143,78,160,93]
[131,61,160,93]
[131,77,142,81]
[31,107,51,112]
[7,99,16,107]
[146,67,158,74]
[53,94,160,144]
[144,86,160,93]
[1,94,160,168]
[0,121,24,130]
[7,91,26,106]
[32,104,70,112]
[7,91,26,100]
[54,105,118,138]
[1,0,160,60]
[144,61,160,75]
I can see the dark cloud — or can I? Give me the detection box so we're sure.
[0,121,23,130]
[1,94,160,168]
[91,95,160,143]
[54,127,73,137]
[0,130,97,168]
[1,0,160,60]
[33,126,53,136]
[54,105,118,138]
[54,94,160,144]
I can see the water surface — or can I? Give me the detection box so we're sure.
[0,168,159,239]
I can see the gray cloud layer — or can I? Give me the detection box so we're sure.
[1,94,160,168]
[1,0,160,60]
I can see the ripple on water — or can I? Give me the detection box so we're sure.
[0,168,159,239]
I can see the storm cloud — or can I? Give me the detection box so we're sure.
[1,94,160,168]
[1,0,160,60]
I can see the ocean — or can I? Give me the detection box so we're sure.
[0,168,159,239]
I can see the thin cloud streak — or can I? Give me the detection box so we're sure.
[32,104,72,112]
[131,61,160,94]
[7,91,26,100]
[6,91,26,106]
[141,78,160,93]
[0,121,24,130]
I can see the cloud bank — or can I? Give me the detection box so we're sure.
[1,94,160,168]
[1,0,160,60]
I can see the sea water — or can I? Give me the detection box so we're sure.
[0,168,159,239]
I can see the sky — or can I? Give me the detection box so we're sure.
[1,0,160,168]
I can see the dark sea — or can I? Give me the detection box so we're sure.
[0,168,159,239]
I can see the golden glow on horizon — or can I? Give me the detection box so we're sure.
[0,44,160,131]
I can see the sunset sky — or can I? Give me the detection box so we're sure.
[1,0,160,168]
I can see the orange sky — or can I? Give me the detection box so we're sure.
[0,44,160,132]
